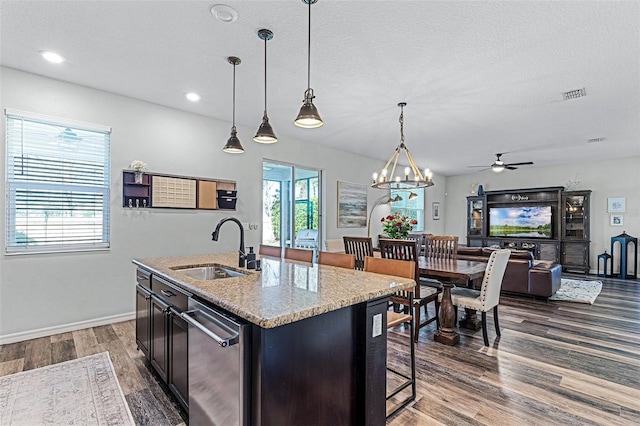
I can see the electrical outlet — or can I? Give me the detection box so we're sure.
[372,313,382,338]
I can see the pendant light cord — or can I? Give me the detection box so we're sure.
[307,0,311,90]
[232,62,236,128]
[264,36,268,113]
[399,105,405,145]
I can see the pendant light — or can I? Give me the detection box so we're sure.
[371,103,434,189]
[294,0,323,128]
[223,56,244,154]
[254,29,277,143]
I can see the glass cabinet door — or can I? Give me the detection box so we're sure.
[468,197,484,236]
[564,193,588,240]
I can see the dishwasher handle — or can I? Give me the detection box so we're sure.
[181,309,239,348]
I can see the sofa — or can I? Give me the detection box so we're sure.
[457,247,562,298]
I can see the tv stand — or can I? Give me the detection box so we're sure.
[467,186,564,263]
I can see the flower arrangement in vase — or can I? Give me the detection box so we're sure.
[129,160,147,184]
[381,212,417,239]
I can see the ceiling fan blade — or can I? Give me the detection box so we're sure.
[505,166,518,170]
[504,161,534,166]
[467,165,490,168]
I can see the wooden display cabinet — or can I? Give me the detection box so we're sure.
[561,190,591,273]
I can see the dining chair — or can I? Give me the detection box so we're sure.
[284,247,314,263]
[343,236,373,271]
[439,249,510,346]
[324,238,344,252]
[317,251,355,269]
[425,235,458,260]
[407,232,427,256]
[378,238,439,342]
[422,235,459,290]
[363,256,415,419]
[259,244,282,258]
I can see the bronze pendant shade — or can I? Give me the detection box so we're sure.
[294,0,323,128]
[254,29,278,143]
[223,56,245,154]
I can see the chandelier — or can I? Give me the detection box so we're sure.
[371,102,433,189]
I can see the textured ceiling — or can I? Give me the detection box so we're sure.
[1,0,639,176]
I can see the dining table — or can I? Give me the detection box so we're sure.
[417,257,487,345]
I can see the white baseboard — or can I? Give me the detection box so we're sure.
[0,312,136,345]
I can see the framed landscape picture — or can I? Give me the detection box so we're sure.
[337,181,367,227]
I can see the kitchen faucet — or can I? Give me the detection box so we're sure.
[211,217,246,267]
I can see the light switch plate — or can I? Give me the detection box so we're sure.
[372,313,382,338]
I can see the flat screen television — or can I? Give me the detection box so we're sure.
[489,206,552,238]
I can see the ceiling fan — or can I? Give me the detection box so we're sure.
[468,153,534,173]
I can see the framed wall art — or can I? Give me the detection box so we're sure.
[432,202,441,220]
[337,181,367,227]
[610,214,624,226]
[607,197,625,213]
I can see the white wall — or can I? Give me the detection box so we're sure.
[444,156,640,274]
[0,67,445,340]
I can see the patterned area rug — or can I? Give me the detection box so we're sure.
[548,278,603,304]
[0,351,134,425]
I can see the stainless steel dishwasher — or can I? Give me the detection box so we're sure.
[181,297,250,425]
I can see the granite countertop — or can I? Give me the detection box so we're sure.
[133,252,414,329]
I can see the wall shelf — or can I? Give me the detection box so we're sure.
[122,170,236,211]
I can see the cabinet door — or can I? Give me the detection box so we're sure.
[562,242,589,272]
[135,284,151,359]
[169,309,189,411]
[538,242,560,263]
[150,294,169,382]
[563,192,590,240]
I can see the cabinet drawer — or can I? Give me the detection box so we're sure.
[151,276,191,311]
[136,268,151,289]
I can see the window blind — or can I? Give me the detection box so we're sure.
[5,109,111,254]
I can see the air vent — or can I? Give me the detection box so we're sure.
[587,137,607,143]
[562,87,587,100]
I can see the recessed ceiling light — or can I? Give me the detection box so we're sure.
[211,4,238,23]
[41,51,65,64]
[185,92,201,102]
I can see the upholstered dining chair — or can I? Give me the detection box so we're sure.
[284,247,314,263]
[439,249,510,346]
[259,244,282,258]
[343,236,373,270]
[379,238,439,342]
[318,251,355,269]
[324,239,344,252]
[363,256,416,419]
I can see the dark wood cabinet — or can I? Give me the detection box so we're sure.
[169,309,189,411]
[150,294,169,382]
[465,186,591,266]
[561,190,591,273]
[135,284,151,359]
[138,272,191,411]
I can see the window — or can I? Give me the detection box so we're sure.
[390,189,424,231]
[5,109,111,254]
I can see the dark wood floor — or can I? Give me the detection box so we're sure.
[1,274,638,425]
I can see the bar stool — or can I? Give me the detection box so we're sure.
[597,251,612,278]
[610,231,638,280]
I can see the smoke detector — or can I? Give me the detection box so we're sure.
[211,4,238,23]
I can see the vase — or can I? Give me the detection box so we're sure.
[134,170,143,184]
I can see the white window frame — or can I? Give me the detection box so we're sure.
[390,188,425,232]
[4,109,112,255]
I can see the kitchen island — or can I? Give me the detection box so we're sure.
[134,252,414,425]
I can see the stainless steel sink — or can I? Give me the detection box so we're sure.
[173,264,247,280]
